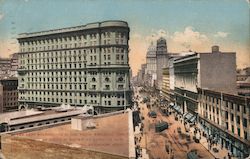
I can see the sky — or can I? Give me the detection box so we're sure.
[0,0,249,76]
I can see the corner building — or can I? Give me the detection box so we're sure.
[17,20,132,113]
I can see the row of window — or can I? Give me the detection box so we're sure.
[21,47,126,58]
[22,76,124,83]
[22,96,125,106]
[201,99,248,114]
[24,71,124,76]
[20,91,126,98]
[225,111,248,127]
[20,38,127,52]
[225,122,248,140]
[20,84,124,90]
[20,32,126,46]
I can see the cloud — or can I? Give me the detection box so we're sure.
[129,27,249,75]
[145,29,169,45]
[214,31,229,38]
[0,39,19,58]
[171,26,210,50]
[0,13,4,21]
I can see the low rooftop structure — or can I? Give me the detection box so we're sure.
[1,110,136,159]
[0,105,88,132]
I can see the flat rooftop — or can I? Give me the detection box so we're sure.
[0,106,85,125]
[15,112,130,157]
[0,109,43,123]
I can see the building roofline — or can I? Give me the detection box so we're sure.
[18,20,129,39]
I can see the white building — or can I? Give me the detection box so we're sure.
[17,20,133,113]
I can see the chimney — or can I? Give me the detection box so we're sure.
[212,45,219,53]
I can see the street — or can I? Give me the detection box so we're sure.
[135,88,215,159]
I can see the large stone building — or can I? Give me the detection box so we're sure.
[0,78,18,113]
[17,20,132,113]
[174,46,237,115]
[198,88,250,158]
[170,46,249,158]
[162,52,195,104]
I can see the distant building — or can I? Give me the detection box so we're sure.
[0,53,19,79]
[136,64,148,86]
[9,53,18,77]
[17,20,132,113]
[198,88,250,158]
[0,78,18,113]
[145,42,157,86]
[237,67,250,96]
[237,67,250,81]
[0,58,11,78]
[174,46,237,115]
[156,37,169,90]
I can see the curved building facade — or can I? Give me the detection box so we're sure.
[17,20,132,113]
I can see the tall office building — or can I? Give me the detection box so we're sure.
[156,37,169,90]
[145,42,157,86]
[17,20,132,113]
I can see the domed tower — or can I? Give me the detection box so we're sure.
[156,37,169,90]
[156,37,168,55]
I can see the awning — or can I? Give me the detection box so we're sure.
[183,112,188,118]
[176,106,183,114]
[172,105,183,114]
[189,116,196,123]
[184,113,194,121]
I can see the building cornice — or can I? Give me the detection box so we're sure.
[18,20,129,40]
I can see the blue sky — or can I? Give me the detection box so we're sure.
[0,0,249,74]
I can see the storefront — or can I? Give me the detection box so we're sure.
[199,117,250,158]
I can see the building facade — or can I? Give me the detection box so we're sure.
[0,54,18,79]
[17,20,132,113]
[237,67,250,96]
[10,53,18,77]
[0,78,18,113]
[174,46,237,115]
[198,88,250,158]
[0,58,11,78]
[156,37,169,90]
[162,67,170,102]
[162,52,195,104]
[145,42,157,86]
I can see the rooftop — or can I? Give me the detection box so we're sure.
[14,111,130,157]
[0,105,85,125]
[18,20,128,39]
